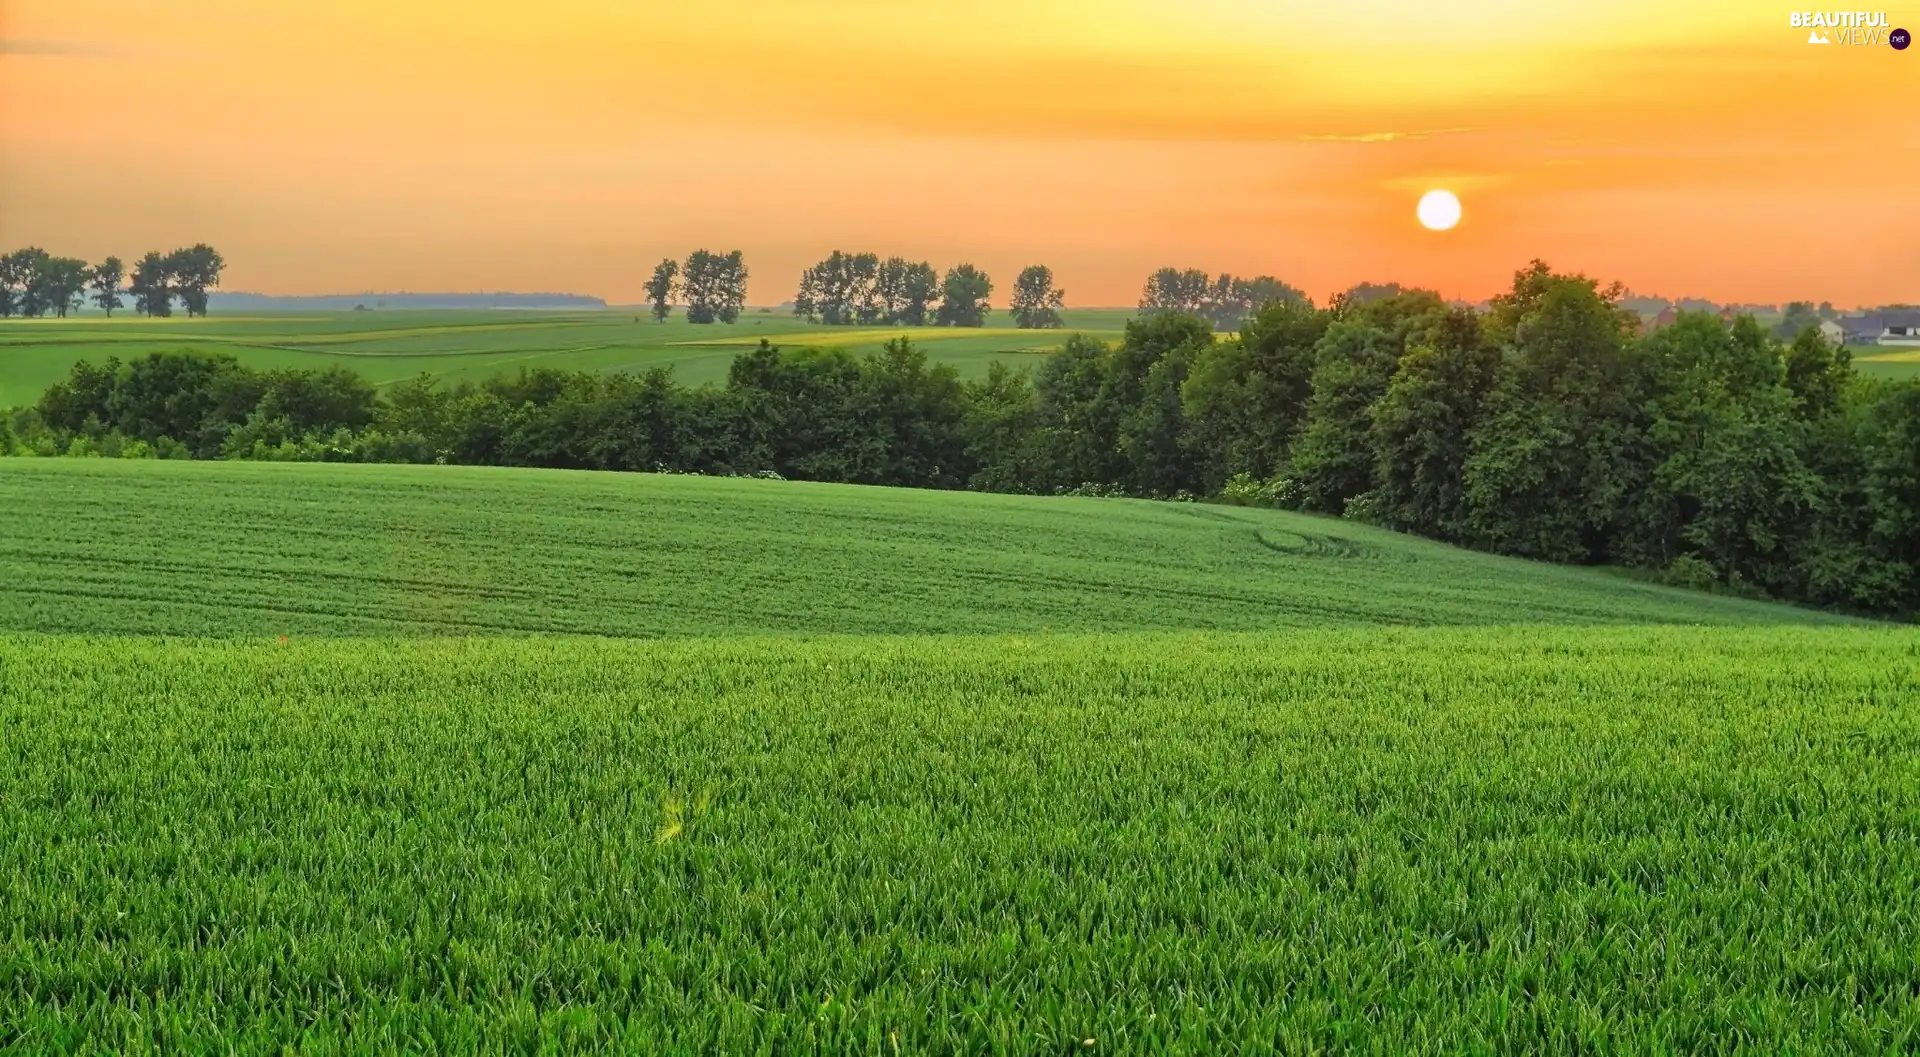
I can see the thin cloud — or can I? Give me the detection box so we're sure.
[1301,127,1479,143]
[0,39,120,58]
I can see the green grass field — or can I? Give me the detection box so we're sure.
[4,628,1917,1050]
[1857,346,1920,380]
[0,309,1133,408]
[0,459,1845,635]
[2,459,1912,1051]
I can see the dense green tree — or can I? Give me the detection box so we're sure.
[1008,265,1065,329]
[1138,268,1209,315]
[934,264,991,327]
[1109,313,1214,496]
[36,358,121,433]
[3,249,53,316]
[0,249,36,317]
[1367,307,1499,535]
[1287,321,1399,513]
[1032,334,1120,490]
[129,252,174,318]
[643,258,679,323]
[35,257,93,317]
[89,257,125,316]
[1782,326,1853,418]
[1844,384,1920,612]
[1620,313,1817,586]
[850,338,970,487]
[961,362,1044,492]
[1461,263,1649,563]
[165,244,225,317]
[876,258,940,325]
[682,249,748,324]
[1179,300,1326,489]
[795,251,881,325]
[106,351,247,448]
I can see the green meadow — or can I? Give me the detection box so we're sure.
[0,308,1132,407]
[0,459,1846,636]
[1856,347,1920,380]
[2,459,1913,1051]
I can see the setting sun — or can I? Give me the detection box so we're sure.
[1417,190,1463,232]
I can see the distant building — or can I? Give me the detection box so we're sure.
[1818,319,1845,345]
[1839,310,1920,346]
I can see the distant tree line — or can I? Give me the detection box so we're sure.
[0,245,225,319]
[1139,268,1308,330]
[785,255,1065,330]
[6,259,1915,619]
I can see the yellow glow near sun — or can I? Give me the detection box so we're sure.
[1418,189,1462,231]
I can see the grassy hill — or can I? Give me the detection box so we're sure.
[0,308,1133,407]
[0,459,1848,636]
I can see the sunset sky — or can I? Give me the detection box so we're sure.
[3,1,1915,306]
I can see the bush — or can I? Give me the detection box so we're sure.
[1341,489,1391,526]
[1661,554,1721,592]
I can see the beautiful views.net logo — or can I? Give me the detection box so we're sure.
[1790,11,1898,44]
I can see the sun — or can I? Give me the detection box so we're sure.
[1417,189,1462,231]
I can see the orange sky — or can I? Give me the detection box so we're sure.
[3,0,1915,306]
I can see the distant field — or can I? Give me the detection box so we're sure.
[0,459,1849,636]
[5,626,1917,1049]
[1857,347,1920,380]
[0,308,1133,407]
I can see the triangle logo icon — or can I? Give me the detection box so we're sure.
[1807,29,1831,43]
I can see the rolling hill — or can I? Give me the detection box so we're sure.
[0,458,1850,636]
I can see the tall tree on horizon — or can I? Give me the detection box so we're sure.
[90,256,126,316]
[643,258,679,322]
[876,258,940,325]
[5,248,54,317]
[129,251,174,318]
[37,256,93,317]
[1009,265,1066,329]
[0,249,47,317]
[682,249,747,324]
[166,244,225,317]
[794,251,882,326]
[935,264,992,327]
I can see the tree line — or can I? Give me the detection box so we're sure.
[640,250,1072,331]
[1139,268,1308,330]
[789,255,1070,330]
[0,246,225,319]
[643,251,749,324]
[6,259,1914,619]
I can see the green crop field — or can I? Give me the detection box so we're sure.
[1857,347,1920,380]
[0,309,1133,408]
[0,459,1846,636]
[4,628,1918,1051]
[3,459,1912,1051]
